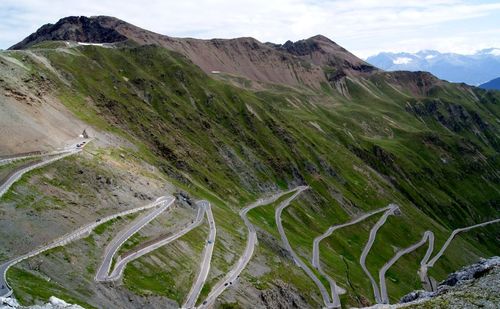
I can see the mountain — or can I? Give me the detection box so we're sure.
[480,77,500,90]
[367,49,500,85]
[10,16,376,89]
[1,16,499,309]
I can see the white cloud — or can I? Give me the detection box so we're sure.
[0,0,499,58]
[393,57,413,65]
[489,48,500,56]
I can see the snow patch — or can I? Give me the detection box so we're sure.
[77,42,105,47]
[425,55,436,60]
[393,57,412,65]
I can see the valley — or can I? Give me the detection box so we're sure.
[0,15,499,309]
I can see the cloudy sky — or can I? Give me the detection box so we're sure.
[1,0,499,58]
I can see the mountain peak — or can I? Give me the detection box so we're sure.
[308,34,335,43]
[9,16,130,49]
[10,15,377,87]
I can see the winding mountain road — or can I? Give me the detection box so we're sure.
[359,204,399,304]
[104,201,207,282]
[95,196,175,281]
[198,187,304,308]
[183,201,216,308]
[275,186,342,308]
[0,195,171,297]
[0,150,79,199]
[379,231,434,304]
[312,205,392,307]
[418,218,500,292]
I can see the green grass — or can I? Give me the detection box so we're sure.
[2,43,497,306]
[122,225,207,304]
[7,267,95,308]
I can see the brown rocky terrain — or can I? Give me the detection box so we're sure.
[9,16,379,89]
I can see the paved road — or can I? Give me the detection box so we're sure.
[312,206,392,307]
[198,187,304,308]
[274,186,341,308]
[183,201,216,308]
[104,201,207,281]
[418,218,500,292]
[95,196,175,281]
[0,139,92,198]
[0,139,89,166]
[0,151,78,199]
[359,204,399,304]
[0,195,171,297]
[379,231,434,304]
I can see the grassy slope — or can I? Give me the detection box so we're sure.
[3,43,499,307]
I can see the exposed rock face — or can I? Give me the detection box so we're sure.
[380,71,442,97]
[260,280,310,308]
[358,257,500,309]
[274,35,377,73]
[10,16,452,95]
[400,256,500,305]
[9,16,128,49]
[439,256,500,287]
[8,16,377,89]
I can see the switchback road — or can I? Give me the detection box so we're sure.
[183,201,216,308]
[379,231,434,304]
[104,201,207,282]
[312,205,392,307]
[359,204,399,304]
[275,186,341,308]
[0,196,171,297]
[418,218,500,292]
[95,196,175,281]
[198,187,304,308]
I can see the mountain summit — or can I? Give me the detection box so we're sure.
[11,16,376,88]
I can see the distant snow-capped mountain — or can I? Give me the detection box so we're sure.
[366,49,500,86]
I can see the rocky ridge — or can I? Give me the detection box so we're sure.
[360,257,500,308]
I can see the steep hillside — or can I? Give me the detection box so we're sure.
[0,16,499,309]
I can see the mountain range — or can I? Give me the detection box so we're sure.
[480,77,500,90]
[367,49,500,86]
[0,15,499,309]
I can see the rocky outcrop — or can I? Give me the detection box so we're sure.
[8,16,377,89]
[9,16,128,49]
[358,257,500,309]
[400,256,500,305]
[260,280,310,308]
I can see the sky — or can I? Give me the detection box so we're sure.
[1,0,500,58]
